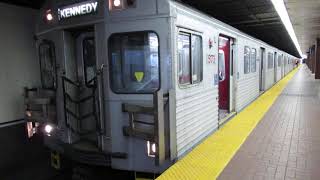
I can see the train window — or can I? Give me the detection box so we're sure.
[83,37,96,87]
[244,46,250,74]
[268,52,274,69]
[178,33,191,84]
[250,48,257,73]
[218,50,225,81]
[178,32,203,85]
[39,40,56,89]
[108,31,160,94]
[191,35,203,83]
[288,58,290,64]
[284,56,287,65]
[278,55,282,67]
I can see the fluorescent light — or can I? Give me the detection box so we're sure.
[270,0,303,57]
[302,54,307,59]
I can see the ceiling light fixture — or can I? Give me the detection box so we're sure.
[270,0,303,57]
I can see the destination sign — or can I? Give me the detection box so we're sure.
[58,0,98,20]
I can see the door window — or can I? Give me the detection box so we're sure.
[109,31,160,93]
[278,55,282,67]
[218,50,225,81]
[39,40,56,89]
[268,52,274,69]
[83,37,96,87]
[250,48,257,72]
[244,46,250,74]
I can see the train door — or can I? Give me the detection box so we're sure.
[259,48,265,92]
[218,35,233,123]
[274,52,277,83]
[62,28,102,150]
[229,39,236,113]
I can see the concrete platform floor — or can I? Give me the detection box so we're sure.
[218,65,320,180]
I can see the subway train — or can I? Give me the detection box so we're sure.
[24,0,298,175]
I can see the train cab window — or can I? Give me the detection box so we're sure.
[83,38,96,87]
[268,52,274,69]
[250,48,257,72]
[39,40,56,89]
[244,46,250,74]
[109,31,160,93]
[178,32,203,85]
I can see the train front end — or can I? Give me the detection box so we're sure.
[25,0,172,175]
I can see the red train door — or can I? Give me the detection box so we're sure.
[218,35,230,110]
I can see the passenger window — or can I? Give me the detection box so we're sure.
[244,46,250,74]
[39,40,56,89]
[178,32,203,85]
[109,31,160,93]
[83,38,96,87]
[250,48,257,72]
[278,55,282,67]
[268,52,274,69]
[218,50,225,81]
[178,33,191,84]
[191,35,203,83]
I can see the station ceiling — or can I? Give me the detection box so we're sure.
[286,0,320,55]
[180,0,300,57]
[0,0,305,57]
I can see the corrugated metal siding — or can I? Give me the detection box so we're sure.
[236,74,259,111]
[174,6,220,158]
[176,88,218,157]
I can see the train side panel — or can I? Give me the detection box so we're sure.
[235,37,260,111]
[172,6,219,158]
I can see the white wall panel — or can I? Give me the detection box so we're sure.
[0,3,39,124]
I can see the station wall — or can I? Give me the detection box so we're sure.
[0,3,40,125]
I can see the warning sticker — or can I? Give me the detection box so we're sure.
[135,72,144,82]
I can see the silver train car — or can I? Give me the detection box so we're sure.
[24,0,298,174]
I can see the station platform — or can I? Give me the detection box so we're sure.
[157,65,320,180]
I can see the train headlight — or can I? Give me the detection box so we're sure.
[26,110,32,117]
[147,141,157,157]
[44,124,54,135]
[45,9,54,22]
[110,0,136,11]
[113,0,121,7]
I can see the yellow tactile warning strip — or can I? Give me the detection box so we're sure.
[156,67,300,180]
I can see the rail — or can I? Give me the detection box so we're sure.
[62,75,103,137]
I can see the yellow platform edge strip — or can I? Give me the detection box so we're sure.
[157,67,300,180]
